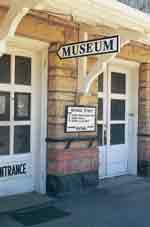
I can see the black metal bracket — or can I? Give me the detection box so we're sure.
[137,134,150,137]
[46,136,97,150]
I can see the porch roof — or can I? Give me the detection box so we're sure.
[1,0,150,43]
[36,0,150,35]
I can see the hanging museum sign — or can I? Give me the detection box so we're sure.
[58,35,119,59]
[65,106,96,132]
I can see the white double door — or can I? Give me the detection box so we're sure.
[0,44,45,197]
[98,60,138,178]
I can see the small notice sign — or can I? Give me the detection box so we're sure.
[65,106,96,132]
[58,35,119,59]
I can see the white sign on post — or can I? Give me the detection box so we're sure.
[65,106,96,132]
[58,35,119,59]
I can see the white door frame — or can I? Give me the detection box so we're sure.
[98,58,139,179]
[5,36,49,194]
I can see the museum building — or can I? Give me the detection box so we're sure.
[0,0,150,196]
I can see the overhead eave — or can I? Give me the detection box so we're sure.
[1,0,150,54]
[36,0,150,36]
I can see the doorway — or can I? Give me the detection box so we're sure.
[0,38,48,196]
[98,59,139,178]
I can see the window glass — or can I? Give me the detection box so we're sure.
[15,56,31,85]
[0,55,11,84]
[14,125,30,154]
[98,98,103,121]
[98,125,103,146]
[111,72,126,94]
[111,100,125,121]
[98,74,103,92]
[0,92,10,121]
[14,93,31,120]
[0,126,9,155]
[110,124,125,145]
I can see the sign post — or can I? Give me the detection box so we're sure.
[58,35,119,59]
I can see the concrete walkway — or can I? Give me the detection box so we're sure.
[1,175,150,227]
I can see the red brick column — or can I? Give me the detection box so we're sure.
[138,63,150,176]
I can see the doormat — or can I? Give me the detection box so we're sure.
[10,205,71,226]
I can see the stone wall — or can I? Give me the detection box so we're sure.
[47,23,99,195]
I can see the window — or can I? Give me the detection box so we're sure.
[98,99,103,121]
[111,72,126,94]
[14,126,30,154]
[0,126,10,155]
[110,124,125,145]
[0,54,32,155]
[111,100,125,121]
[0,92,10,121]
[14,93,31,121]
[98,74,103,92]
[15,56,31,85]
[0,55,11,84]
[98,125,103,146]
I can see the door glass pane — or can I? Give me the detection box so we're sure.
[0,55,11,84]
[14,125,30,154]
[111,99,125,120]
[15,56,31,85]
[14,93,31,120]
[110,124,125,145]
[0,126,9,155]
[98,98,103,121]
[98,125,103,146]
[0,92,10,121]
[111,72,126,94]
[98,74,103,92]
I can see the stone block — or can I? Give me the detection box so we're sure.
[17,15,65,43]
[48,91,75,102]
[48,76,76,92]
[48,99,74,118]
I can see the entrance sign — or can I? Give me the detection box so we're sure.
[0,163,27,178]
[58,35,119,59]
[65,106,96,132]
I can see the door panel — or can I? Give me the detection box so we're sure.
[108,65,127,177]
[98,63,129,178]
[98,73,107,178]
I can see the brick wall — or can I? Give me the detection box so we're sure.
[138,63,150,176]
[47,22,98,177]
[48,148,98,175]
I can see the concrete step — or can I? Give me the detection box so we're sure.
[0,192,53,214]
